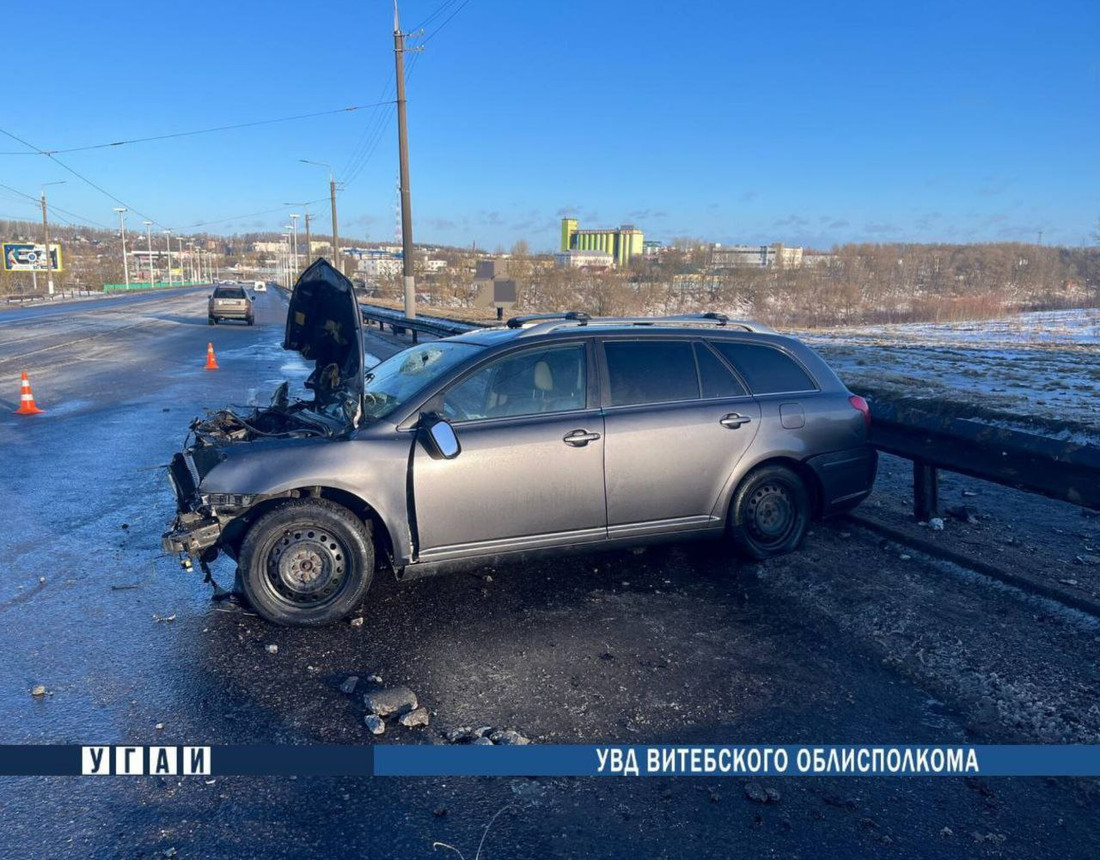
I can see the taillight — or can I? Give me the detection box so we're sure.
[849,394,871,429]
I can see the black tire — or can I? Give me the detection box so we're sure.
[238,499,374,626]
[246,316,255,326]
[728,464,811,560]
[208,317,216,326]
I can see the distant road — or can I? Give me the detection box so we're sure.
[0,285,211,323]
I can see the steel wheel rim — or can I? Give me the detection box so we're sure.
[264,526,348,608]
[746,481,797,547]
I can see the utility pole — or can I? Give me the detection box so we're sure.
[1037,230,1043,246]
[394,0,416,319]
[304,212,312,266]
[115,208,130,289]
[330,178,341,275]
[41,193,53,295]
[143,221,155,288]
[290,213,300,277]
[164,230,173,286]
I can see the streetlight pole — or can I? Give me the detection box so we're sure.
[143,221,155,288]
[290,213,300,277]
[114,207,130,289]
[393,0,416,320]
[41,181,65,295]
[176,236,186,284]
[300,160,341,275]
[163,230,173,286]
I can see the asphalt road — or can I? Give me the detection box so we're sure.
[1,290,1098,858]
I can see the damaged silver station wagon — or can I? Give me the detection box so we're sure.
[163,259,876,626]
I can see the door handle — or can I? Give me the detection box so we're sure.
[563,429,601,447]
[719,413,752,429]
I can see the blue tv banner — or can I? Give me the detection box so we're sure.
[3,745,1100,777]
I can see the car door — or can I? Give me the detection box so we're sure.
[411,341,607,561]
[600,338,761,537]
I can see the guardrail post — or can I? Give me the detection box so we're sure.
[913,460,939,521]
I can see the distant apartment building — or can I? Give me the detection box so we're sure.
[710,244,803,269]
[358,254,403,278]
[554,249,615,270]
[560,217,644,267]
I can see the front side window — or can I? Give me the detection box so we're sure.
[604,340,699,406]
[712,342,817,394]
[362,341,483,420]
[442,345,587,421]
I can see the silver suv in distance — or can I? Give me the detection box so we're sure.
[164,260,876,626]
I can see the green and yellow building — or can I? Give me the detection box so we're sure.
[560,218,644,267]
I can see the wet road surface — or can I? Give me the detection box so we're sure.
[1,289,1098,858]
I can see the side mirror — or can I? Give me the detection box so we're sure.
[420,414,461,460]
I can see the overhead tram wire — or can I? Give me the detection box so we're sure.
[0,100,395,157]
[0,126,164,228]
[0,181,111,229]
[188,198,330,230]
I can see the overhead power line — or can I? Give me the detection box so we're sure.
[188,198,330,229]
[420,0,471,44]
[0,125,164,227]
[0,181,110,229]
[0,100,395,157]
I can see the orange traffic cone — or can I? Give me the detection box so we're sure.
[204,342,219,371]
[14,372,44,415]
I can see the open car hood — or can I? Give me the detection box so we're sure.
[284,259,364,423]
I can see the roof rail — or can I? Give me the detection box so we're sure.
[506,311,590,329]
[512,312,774,337]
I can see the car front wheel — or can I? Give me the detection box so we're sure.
[728,464,810,560]
[238,499,374,626]
[208,317,216,325]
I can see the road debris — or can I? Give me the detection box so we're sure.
[363,686,418,717]
[30,684,47,698]
[339,676,359,695]
[364,714,385,735]
[744,782,781,804]
[929,517,945,531]
[489,729,530,745]
[153,614,176,623]
[349,616,365,628]
[265,644,278,655]
[398,707,430,728]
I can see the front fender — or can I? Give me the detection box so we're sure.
[199,434,414,563]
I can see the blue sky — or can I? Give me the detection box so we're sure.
[1,0,1096,250]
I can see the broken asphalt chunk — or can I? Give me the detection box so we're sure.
[363,686,418,717]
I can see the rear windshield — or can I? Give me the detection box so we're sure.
[214,287,245,299]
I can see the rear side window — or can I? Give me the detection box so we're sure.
[604,341,699,406]
[712,342,816,395]
[695,343,747,398]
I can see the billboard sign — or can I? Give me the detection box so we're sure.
[3,242,63,272]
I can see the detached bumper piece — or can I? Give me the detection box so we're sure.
[162,512,222,557]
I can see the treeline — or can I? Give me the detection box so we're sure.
[498,243,1099,328]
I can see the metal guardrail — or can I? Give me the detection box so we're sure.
[354,303,1100,519]
[869,400,1100,518]
[359,303,481,342]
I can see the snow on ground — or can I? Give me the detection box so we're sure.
[796,307,1100,444]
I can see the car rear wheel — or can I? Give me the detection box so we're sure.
[208,317,216,325]
[728,464,810,560]
[238,499,373,626]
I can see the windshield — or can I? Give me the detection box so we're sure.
[362,341,483,420]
